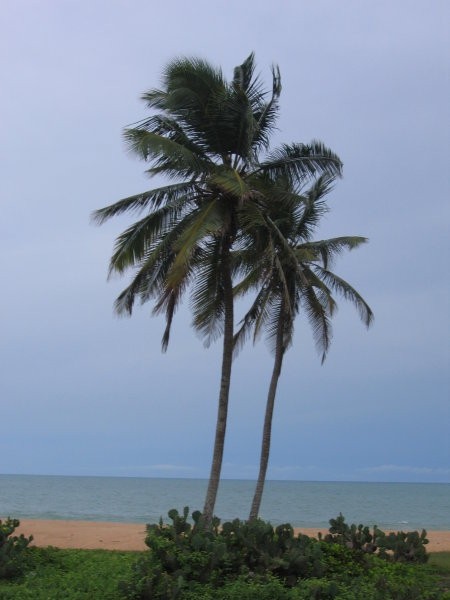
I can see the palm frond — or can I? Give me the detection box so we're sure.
[124,129,210,177]
[300,236,368,269]
[264,296,293,355]
[301,284,333,363]
[293,174,334,240]
[166,199,223,289]
[266,215,301,270]
[113,249,171,316]
[233,53,256,93]
[252,64,281,151]
[234,283,274,354]
[209,168,250,200]
[153,276,191,352]
[142,58,226,133]
[107,196,189,275]
[232,258,270,297]
[134,114,211,158]
[259,141,343,184]
[191,239,226,345]
[91,182,198,225]
[113,222,189,315]
[313,266,374,328]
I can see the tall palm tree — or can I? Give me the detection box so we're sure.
[93,55,343,525]
[233,175,373,521]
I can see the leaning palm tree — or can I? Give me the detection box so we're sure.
[233,175,373,521]
[93,54,343,525]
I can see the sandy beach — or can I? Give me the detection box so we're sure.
[12,519,450,553]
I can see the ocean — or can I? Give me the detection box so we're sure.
[0,475,449,531]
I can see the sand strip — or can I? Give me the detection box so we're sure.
[9,519,450,553]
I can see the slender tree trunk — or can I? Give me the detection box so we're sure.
[248,312,285,521]
[202,237,234,526]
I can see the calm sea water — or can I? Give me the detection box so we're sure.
[0,475,449,530]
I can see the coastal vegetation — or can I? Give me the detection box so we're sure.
[118,509,441,599]
[0,545,138,599]
[0,518,33,579]
[1,516,449,599]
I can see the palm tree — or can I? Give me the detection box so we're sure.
[233,175,373,521]
[93,55,343,525]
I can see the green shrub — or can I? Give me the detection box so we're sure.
[0,518,33,579]
[318,543,367,578]
[321,514,378,553]
[321,513,429,564]
[119,507,326,599]
[376,529,429,563]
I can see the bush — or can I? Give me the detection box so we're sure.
[0,518,33,579]
[377,529,429,563]
[119,507,326,599]
[321,513,429,563]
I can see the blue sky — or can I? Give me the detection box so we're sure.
[1,0,449,484]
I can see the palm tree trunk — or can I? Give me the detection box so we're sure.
[249,312,285,521]
[202,237,234,526]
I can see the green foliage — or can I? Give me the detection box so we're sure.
[321,513,429,563]
[123,560,446,600]
[429,551,450,571]
[119,508,443,600]
[377,529,429,563]
[0,518,33,579]
[290,561,443,600]
[0,521,444,600]
[429,552,450,598]
[318,543,367,577]
[181,577,294,599]
[119,507,326,598]
[360,560,444,600]
[321,513,378,553]
[0,546,139,599]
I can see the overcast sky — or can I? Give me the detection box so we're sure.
[1,1,449,484]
